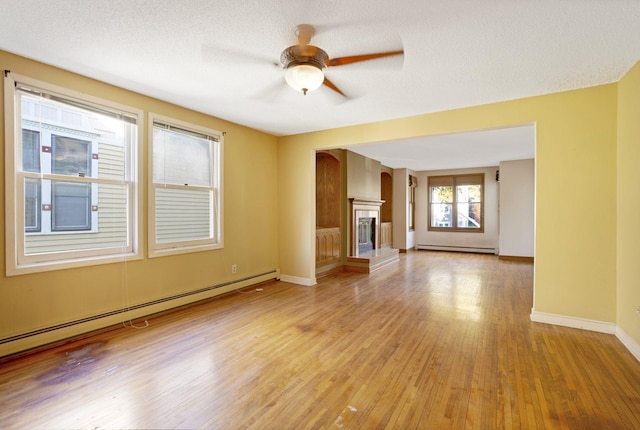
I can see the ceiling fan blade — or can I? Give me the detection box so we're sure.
[327,50,403,67]
[322,77,346,97]
[251,79,289,102]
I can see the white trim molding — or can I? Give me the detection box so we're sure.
[416,244,497,254]
[279,274,317,286]
[615,327,640,362]
[530,310,640,363]
[530,309,616,334]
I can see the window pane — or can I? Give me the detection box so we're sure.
[25,178,41,232]
[457,184,482,203]
[24,182,129,255]
[457,202,482,228]
[98,142,126,181]
[52,181,91,231]
[430,186,453,203]
[431,203,453,227]
[155,188,212,243]
[153,127,212,187]
[52,136,91,177]
[22,130,41,172]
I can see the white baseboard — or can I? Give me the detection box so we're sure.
[530,310,617,334]
[278,274,317,286]
[530,310,640,363]
[615,327,640,362]
[416,244,496,254]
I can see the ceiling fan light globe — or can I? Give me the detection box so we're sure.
[285,64,324,94]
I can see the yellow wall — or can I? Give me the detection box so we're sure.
[346,150,382,200]
[278,84,618,323]
[2,47,634,357]
[617,60,640,343]
[0,51,279,356]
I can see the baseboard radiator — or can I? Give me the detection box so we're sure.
[0,270,278,347]
[416,244,497,254]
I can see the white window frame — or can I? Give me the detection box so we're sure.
[148,113,223,258]
[4,73,143,276]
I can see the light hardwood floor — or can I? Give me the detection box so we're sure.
[1,251,639,429]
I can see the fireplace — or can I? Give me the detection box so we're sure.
[349,198,384,256]
[358,217,375,253]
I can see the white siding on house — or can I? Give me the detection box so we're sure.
[155,187,212,243]
[25,142,128,254]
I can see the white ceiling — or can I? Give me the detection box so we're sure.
[347,124,535,171]
[0,1,638,170]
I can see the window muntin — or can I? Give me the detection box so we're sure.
[428,174,484,232]
[149,114,223,257]
[5,73,142,275]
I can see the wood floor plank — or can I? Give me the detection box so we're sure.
[1,251,640,429]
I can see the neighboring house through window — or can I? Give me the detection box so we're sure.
[23,133,96,233]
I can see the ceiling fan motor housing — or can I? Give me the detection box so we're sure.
[280,45,328,70]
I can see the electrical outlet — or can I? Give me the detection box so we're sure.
[231,264,237,274]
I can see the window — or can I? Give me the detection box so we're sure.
[149,113,223,257]
[428,174,484,232]
[4,73,142,275]
[409,175,417,231]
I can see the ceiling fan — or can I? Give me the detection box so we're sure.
[280,24,404,96]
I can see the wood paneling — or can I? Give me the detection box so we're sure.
[380,221,393,248]
[316,227,341,266]
[316,152,341,228]
[1,252,639,429]
[380,171,393,222]
[316,151,342,268]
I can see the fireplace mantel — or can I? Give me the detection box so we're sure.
[349,198,385,208]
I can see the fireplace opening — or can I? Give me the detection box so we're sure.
[358,217,375,254]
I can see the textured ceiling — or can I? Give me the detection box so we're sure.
[0,0,638,169]
[348,124,536,171]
